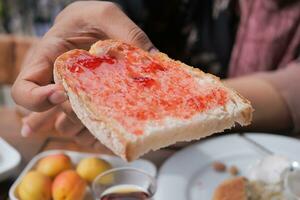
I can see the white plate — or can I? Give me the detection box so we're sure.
[9,150,156,200]
[0,137,21,181]
[155,133,300,200]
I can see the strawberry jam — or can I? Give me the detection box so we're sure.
[62,44,228,135]
[133,77,156,88]
[68,53,116,72]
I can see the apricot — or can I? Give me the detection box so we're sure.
[36,153,72,177]
[18,171,52,200]
[76,157,112,182]
[52,170,86,200]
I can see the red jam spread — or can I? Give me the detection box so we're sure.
[63,44,228,135]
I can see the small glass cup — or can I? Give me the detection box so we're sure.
[92,167,156,200]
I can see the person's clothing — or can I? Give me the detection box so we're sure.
[229,0,300,77]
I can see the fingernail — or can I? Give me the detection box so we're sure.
[49,90,67,104]
[21,123,32,137]
[149,47,159,53]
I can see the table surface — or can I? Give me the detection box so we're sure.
[0,107,176,199]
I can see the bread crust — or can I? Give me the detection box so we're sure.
[54,39,253,161]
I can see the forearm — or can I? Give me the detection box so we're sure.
[224,75,293,132]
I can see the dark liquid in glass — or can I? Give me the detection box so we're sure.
[100,191,150,200]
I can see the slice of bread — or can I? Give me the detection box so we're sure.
[54,40,252,161]
[213,177,249,200]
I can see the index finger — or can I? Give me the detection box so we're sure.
[11,37,69,111]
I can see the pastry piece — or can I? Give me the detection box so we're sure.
[213,177,248,200]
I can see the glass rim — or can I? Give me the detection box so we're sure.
[92,166,157,195]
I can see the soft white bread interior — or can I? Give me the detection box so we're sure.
[54,40,252,161]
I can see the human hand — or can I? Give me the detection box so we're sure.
[12,1,155,136]
[20,106,100,148]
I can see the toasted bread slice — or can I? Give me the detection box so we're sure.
[54,40,252,161]
[213,177,249,200]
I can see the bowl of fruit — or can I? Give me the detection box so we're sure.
[9,150,156,200]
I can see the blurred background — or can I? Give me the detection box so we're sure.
[0,0,73,36]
